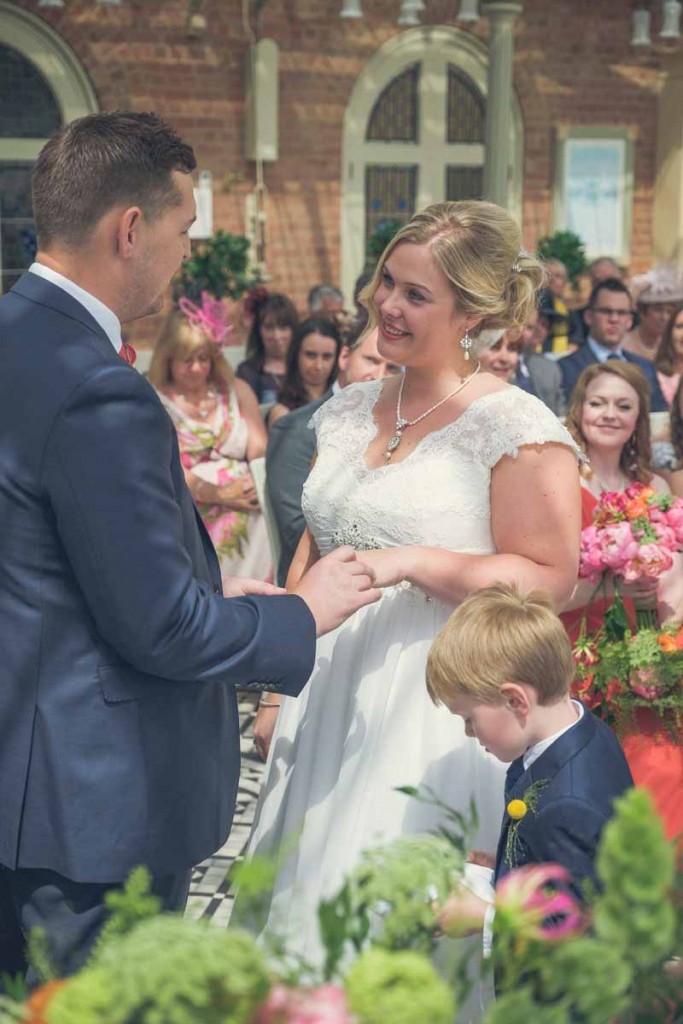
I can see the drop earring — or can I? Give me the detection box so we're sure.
[461,330,472,361]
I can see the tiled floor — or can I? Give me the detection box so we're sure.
[186,692,265,926]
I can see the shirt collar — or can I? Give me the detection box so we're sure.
[29,263,122,353]
[522,700,584,771]
[587,335,623,363]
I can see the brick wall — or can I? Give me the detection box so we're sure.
[14,0,677,344]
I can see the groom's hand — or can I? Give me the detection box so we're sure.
[294,546,380,637]
[222,578,287,598]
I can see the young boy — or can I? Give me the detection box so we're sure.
[425,582,633,936]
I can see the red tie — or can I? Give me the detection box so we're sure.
[119,342,137,366]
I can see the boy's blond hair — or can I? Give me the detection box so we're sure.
[426,583,574,707]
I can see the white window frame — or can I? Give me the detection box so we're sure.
[341,25,523,302]
[0,1,97,290]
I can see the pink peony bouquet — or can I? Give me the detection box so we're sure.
[579,482,683,585]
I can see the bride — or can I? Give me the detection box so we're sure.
[239,202,582,988]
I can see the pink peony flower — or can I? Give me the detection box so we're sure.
[621,542,673,582]
[253,985,353,1024]
[578,525,606,582]
[664,501,683,545]
[598,521,639,573]
[495,864,583,942]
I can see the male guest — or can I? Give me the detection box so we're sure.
[514,302,566,417]
[568,256,624,347]
[0,112,378,980]
[267,321,400,586]
[558,278,668,411]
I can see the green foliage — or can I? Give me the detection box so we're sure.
[26,927,56,984]
[174,230,261,302]
[47,967,112,1024]
[48,921,270,1024]
[345,947,455,1024]
[95,866,162,955]
[536,229,588,286]
[537,938,631,1020]
[484,988,568,1024]
[364,219,404,272]
[594,788,676,971]
[350,833,465,954]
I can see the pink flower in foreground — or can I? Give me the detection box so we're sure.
[253,985,353,1024]
[495,864,583,942]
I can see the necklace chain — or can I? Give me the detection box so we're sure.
[177,387,217,419]
[384,361,482,463]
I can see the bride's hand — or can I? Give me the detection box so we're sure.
[356,547,415,589]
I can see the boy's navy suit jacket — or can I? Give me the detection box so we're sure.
[494,706,633,897]
[0,272,316,884]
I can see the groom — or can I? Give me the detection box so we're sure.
[0,111,378,980]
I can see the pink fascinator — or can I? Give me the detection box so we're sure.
[177,292,235,346]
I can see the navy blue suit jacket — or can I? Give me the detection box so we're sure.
[0,273,316,883]
[558,344,667,412]
[494,708,633,898]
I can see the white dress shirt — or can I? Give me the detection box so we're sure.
[29,262,122,354]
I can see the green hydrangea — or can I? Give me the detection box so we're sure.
[49,919,270,1024]
[537,938,631,1021]
[48,967,113,1024]
[345,948,455,1024]
[594,788,675,969]
[350,834,464,953]
[484,988,568,1024]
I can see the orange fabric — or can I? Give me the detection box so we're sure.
[562,488,682,846]
[621,710,683,847]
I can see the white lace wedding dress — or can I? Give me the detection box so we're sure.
[242,380,577,1011]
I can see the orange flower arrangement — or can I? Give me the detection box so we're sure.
[24,980,68,1024]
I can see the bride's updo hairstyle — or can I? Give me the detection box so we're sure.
[360,200,545,341]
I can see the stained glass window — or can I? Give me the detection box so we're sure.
[447,66,484,144]
[367,64,420,143]
[0,44,61,138]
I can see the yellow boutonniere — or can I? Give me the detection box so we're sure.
[505,780,548,867]
[507,798,527,820]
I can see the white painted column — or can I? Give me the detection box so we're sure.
[482,0,523,207]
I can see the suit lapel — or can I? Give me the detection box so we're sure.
[494,705,595,879]
[11,273,119,365]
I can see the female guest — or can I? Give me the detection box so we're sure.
[149,302,271,583]
[474,329,521,382]
[267,317,342,427]
[236,290,298,404]
[561,361,683,843]
[654,304,683,407]
[669,378,683,497]
[241,201,582,989]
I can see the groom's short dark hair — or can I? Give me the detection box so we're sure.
[32,111,196,249]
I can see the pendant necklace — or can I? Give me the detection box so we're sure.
[384,360,482,463]
[178,388,217,419]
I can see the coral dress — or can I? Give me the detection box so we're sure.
[158,386,271,584]
[562,488,683,846]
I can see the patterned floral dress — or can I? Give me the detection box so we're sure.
[158,386,271,584]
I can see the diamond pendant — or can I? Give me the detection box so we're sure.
[384,430,403,463]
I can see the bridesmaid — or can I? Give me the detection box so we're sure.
[149,303,272,583]
[560,360,683,843]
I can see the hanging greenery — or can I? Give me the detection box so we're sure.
[174,231,262,303]
[536,230,589,287]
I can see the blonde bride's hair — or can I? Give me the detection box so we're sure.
[359,200,545,340]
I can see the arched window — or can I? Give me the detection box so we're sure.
[341,27,522,299]
[0,1,97,293]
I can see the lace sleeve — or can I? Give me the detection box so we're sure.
[458,389,584,469]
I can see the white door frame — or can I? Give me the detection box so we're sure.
[341,25,523,302]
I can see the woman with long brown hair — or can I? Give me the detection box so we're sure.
[560,360,683,845]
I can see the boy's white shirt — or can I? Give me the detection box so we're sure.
[475,700,585,958]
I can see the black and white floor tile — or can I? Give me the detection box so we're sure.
[186,692,265,926]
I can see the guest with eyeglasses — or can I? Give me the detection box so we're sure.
[558,278,668,412]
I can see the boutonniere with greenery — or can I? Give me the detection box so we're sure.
[505,779,548,867]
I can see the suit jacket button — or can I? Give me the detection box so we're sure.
[213,584,221,595]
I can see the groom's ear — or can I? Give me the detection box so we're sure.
[500,681,532,719]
